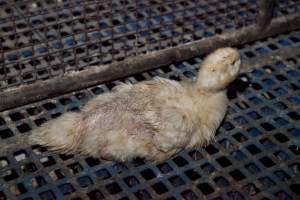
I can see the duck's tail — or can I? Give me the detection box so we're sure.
[29,112,82,154]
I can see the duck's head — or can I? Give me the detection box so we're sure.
[197,47,241,91]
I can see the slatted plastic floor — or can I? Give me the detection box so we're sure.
[0,27,300,199]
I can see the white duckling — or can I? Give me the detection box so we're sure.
[30,47,241,163]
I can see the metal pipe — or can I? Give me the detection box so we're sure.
[0,13,300,112]
[256,0,276,31]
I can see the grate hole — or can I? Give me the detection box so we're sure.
[274,150,290,161]
[275,74,287,81]
[9,112,24,121]
[51,112,62,119]
[288,112,300,120]
[13,150,28,161]
[59,154,74,160]
[259,138,276,149]
[258,176,276,188]
[85,157,100,167]
[49,169,65,181]
[132,157,145,167]
[290,83,300,91]
[274,117,288,126]
[289,163,300,175]
[216,156,232,168]
[43,102,57,110]
[290,184,300,196]
[10,183,27,196]
[59,98,72,105]
[0,191,7,199]
[229,169,246,181]
[197,183,214,195]
[77,176,93,188]
[157,162,173,174]
[232,150,248,161]
[185,169,201,181]
[260,122,275,131]
[246,144,262,155]
[205,144,219,154]
[67,162,83,174]
[289,145,300,155]
[17,123,31,133]
[233,133,248,142]
[32,145,47,155]
[243,183,260,196]
[169,175,185,187]
[58,183,75,195]
[87,189,104,200]
[259,156,276,168]
[3,169,19,181]
[169,75,181,81]
[40,156,56,167]
[188,150,203,160]
[173,156,188,167]
[106,182,122,195]
[201,163,216,174]
[0,128,14,139]
[119,197,130,200]
[247,111,262,120]
[75,92,86,100]
[68,106,80,112]
[161,65,172,73]
[95,168,111,180]
[106,82,117,90]
[233,116,248,125]
[274,170,291,181]
[0,117,6,126]
[245,163,261,174]
[251,83,262,90]
[152,182,168,194]
[26,107,42,115]
[32,176,47,188]
[274,133,289,143]
[134,74,146,81]
[91,87,104,95]
[135,189,152,200]
[222,121,234,130]
[244,51,255,58]
[181,190,198,200]
[268,44,278,50]
[261,106,275,115]
[0,157,9,167]
[113,162,128,173]
[275,190,293,200]
[214,176,230,187]
[34,118,47,126]
[218,139,233,150]
[141,168,156,180]
[124,176,140,187]
[21,162,38,173]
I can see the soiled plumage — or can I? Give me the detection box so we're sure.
[30,47,241,163]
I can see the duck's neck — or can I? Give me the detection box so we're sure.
[194,79,226,93]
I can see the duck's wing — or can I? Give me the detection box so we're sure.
[82,77,192,154]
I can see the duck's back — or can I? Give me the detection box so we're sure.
[77,77,197,161]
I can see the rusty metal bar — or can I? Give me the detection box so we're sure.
[256,0,276,30]
[0,12,300,112]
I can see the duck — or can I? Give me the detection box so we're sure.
[30,47,241,163]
